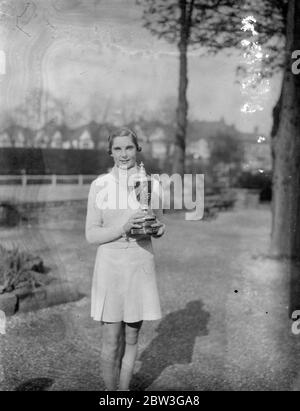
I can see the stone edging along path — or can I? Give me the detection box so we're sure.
[0,281,84,316]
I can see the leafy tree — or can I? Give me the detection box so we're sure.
[137,0,287,176]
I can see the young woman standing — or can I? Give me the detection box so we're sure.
[85,127,165,390]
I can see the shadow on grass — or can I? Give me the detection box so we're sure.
[131,300,210,391]
[14,377,54,391]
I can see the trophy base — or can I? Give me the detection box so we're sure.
[131,226,158,235]
[130,215,158,236]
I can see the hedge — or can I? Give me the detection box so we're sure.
[0,148,161,175]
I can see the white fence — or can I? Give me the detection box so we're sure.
[0,174,98,203]
[0,174,98,187]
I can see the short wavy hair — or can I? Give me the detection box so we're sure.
[107,127,142,155]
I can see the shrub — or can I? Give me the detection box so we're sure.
[236,171,272,201]
[0,245,47,294]
[237,171,272,189]
[0,203,22,227]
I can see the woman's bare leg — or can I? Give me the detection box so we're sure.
[118,322,126,373]
[119,321,143,391]
[101,322,124,390]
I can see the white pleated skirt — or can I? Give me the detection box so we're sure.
[91,239,162,323]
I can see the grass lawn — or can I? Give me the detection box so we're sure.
[1,204,300,391]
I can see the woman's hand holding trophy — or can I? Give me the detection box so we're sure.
[122,211,164,237]
[148,220,165,237]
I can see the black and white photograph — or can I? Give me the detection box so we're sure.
[0,0,299,394]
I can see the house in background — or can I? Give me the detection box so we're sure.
[0,125,34,147]
[71,139,79,149]
[242,135,271,172]
[0,132,11,147]
[34,123,96,150]
[62,140,72,149]
[0,117,271,176]
[67,126,95,149]
[35,130,50,148]
[50,131,63,148]
[186,139,210,161]
[78,129,94,149]
[14,131,26,147]
[186,119,271,173]
[187,117,240,143]
[37,120,61,148]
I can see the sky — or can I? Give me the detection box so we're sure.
[0,0,282,134]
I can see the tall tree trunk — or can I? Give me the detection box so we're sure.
[172,0,189,176]
[270,0,300,259]
[270,88,283,241]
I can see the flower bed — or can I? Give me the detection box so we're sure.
[0,245,83,315]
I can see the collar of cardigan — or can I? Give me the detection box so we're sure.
[110,163,140,187]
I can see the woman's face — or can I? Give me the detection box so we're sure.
[111,135,137,170]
